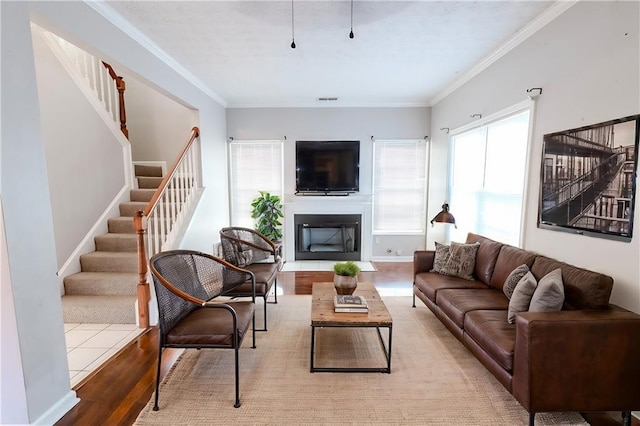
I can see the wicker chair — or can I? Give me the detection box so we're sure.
[150,250,256,409]
[219,227,283,331]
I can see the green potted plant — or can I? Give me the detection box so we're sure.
[250,191,284,242]
[333,261,361,295]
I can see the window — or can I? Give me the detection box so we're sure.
[373,139,428,233]
[449,108,531,246]
[228,140,284,227]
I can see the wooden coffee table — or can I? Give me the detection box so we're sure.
[310,282,393,373]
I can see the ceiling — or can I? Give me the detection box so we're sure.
[104,1,556,108]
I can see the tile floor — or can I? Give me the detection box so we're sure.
[64,323,145,387]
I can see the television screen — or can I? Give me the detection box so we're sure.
[538,114,639,242]
[296,141,360,193]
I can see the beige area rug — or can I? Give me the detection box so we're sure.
[135,295,587,425]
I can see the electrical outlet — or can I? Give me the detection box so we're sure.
[396,249,402,256]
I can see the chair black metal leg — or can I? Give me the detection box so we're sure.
[412,292,416,308]
[622,411,631,426]
[273,278,278,304]
[529,412,535,426]
[233,346,241,408]
[153,345,163,411]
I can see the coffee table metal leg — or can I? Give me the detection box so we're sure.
[310,325,316,372]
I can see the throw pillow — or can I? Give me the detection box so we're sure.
[507,271,538,324]
[529,268,565,312]
[431,242,451,273]
[441,241,480,281]
[503,264,530,300]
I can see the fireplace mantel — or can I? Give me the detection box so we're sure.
[283,193,372,262]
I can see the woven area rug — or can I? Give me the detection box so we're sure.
[135,295,587,425]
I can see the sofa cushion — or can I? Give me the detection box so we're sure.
[437,288,509,328]
[414,272,488,303]
[464,310,515,372]
[431,242,451,273]
[529,268,564,312]
[441,241,480,280]
[507,272,537,323]
[503,264,530,300]
[466,233,503,286]
[490,245,537,290]
[531,256,613,310]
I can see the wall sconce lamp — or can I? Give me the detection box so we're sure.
[430,203,457,228]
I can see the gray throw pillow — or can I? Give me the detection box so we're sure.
[503,264,530,300]
[507,271,538,324]
[529,268,564,312]
[441,242,480,281]
[431,242,451,273]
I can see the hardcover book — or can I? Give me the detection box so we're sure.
[334,295,368,312]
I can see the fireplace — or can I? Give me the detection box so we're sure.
[294,214,361,261]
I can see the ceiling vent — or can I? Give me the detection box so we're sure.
[317,97,339,102]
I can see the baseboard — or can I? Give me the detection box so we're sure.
[33,390,79,425]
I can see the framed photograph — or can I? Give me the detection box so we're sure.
[538,114,639,242]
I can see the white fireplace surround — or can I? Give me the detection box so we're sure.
[283,193,372,262]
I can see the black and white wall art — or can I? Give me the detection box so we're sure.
[538,115,640,242]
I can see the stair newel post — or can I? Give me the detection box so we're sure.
[116,76,128,139]
[134,210,150,328]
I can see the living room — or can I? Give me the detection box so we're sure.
[2,1,639,424]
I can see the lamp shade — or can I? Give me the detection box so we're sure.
[430,203,456,228]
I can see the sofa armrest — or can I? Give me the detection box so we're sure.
[512,306,640,413]
[413,250,435,276]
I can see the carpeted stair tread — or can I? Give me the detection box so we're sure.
[119,201,149,217]
[108,216,135,233]
[95,233,138,252]
[134,164,163,177]
[61,295,137,324]
[80,251,138,272]
[64,272,138,296]
[137,176,163,189]
[129,188,156,202]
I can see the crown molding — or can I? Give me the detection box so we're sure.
[430,0,579,106]
[227,101,431,109]
[84,0,228,108]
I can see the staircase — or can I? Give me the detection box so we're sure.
[61,165,163,324]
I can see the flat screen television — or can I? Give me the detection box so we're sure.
[296,140,360,194]
[538,114,639,242]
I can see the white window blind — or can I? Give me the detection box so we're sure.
[449,110,530,246]
[373,139,428,233]
[228,140,284,228]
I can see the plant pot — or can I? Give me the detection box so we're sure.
[334,275,358,295]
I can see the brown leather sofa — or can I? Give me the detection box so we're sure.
[413,233,640,425]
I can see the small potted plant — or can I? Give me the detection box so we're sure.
[333,261,361,295]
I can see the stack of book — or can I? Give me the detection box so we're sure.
[334,294,369,313]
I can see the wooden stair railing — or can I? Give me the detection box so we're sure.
[102,61,128,139]
[134,127,202,328]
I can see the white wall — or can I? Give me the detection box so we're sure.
[1,2,77,423]
[226,107,431,259]
[431,1,640,313]
[122,71,199,164]
[1,1,228,422]
[32,29,127,269]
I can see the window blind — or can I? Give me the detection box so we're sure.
[449,110,530,246]
[373,139,428,233]
[228,140,284,228]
